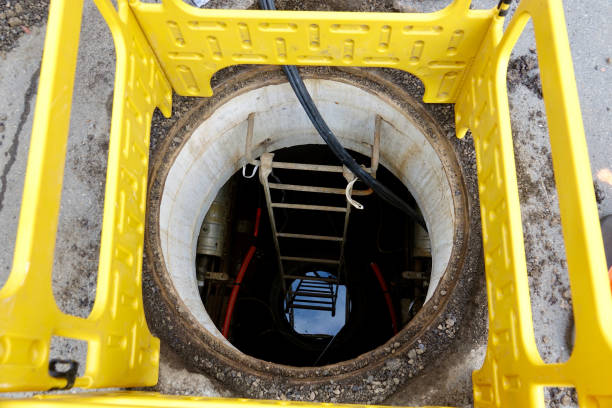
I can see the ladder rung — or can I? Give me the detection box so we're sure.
[287,295,334,304]
[255,159,373,174]
[290,295,334,303]
[270,161,344,173]
[299,288,333,293]
[295,283,330,290]
[300,283,332,289]
[284,274,338,282]
[281,256,340,265]
[301,279,332,284]
[277,232,343,242]
[299,286,333,292]
[292,289,334,297]
[288,304,335,312]
[272,203,346,212]
[269,182,371,196]
[289,299,334,307]
[294,290,331,297]
[292,291,334,298]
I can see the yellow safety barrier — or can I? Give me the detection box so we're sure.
[455,1,612,406]
[129,0,495,103]
[0,0,171,391]
[0,0,609,406]
[0,393,443,408]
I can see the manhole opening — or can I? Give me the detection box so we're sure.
[196,145,431,366]
[155,73,463,387]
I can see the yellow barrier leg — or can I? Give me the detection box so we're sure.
[0,0,171,391]
[455,0,612,406]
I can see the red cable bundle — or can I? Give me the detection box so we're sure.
[222,208,261,338]
[369,262,398,335]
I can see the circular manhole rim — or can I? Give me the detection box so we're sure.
[144,66,475,402]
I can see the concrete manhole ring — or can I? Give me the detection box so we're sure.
[143,66,481,403]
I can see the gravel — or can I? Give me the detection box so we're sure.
[0,0,48,56]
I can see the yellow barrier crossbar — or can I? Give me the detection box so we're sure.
[0,0,610,406]
[0,392,444,408]
[129,0,495,102]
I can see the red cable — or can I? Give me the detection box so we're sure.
[222,245,256,337]
[254,207,262,238]
[222,208,262,338]
[370,262,398,335]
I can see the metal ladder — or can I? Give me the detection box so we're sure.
[256,116,382,327]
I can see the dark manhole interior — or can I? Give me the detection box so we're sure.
[195,145,432,366]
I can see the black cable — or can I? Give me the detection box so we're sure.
[258,0,426,229]
[313,330,339,366]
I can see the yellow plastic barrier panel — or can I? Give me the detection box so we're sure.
[455,1,612,406]
[0,0,171,391]
[129,0,495,103]
[0,392,443,408]
[0,0,609,406]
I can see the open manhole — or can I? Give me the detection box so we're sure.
[144,67,480,403]
[192,144,431,366]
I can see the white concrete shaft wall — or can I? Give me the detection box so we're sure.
[159,79,455,343]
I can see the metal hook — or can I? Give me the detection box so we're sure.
[242,163,259,179]
[345,177,364,210]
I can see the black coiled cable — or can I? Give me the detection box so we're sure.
[258,0,426,229]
